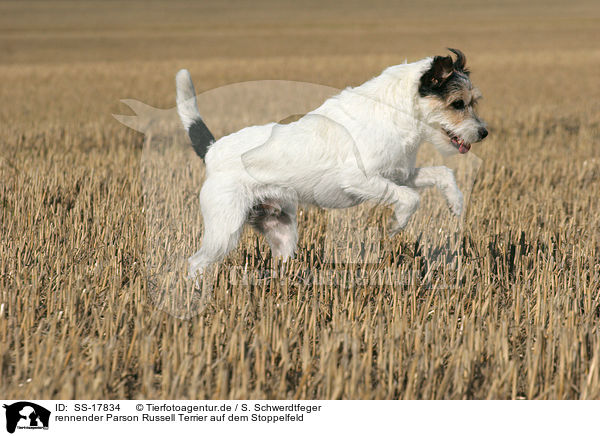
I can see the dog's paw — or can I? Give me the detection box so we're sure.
[387,219,404,237]
[187,263,204,287]
[446,188,464,216]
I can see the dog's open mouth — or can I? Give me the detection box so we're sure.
[444,129,471,154]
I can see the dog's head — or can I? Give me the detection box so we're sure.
[418,48,487,154]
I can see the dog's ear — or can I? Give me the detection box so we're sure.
[419,55,453,93]
[448,48,469,74]
[430,55,453,85]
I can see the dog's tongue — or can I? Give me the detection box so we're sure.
[459,142,471,154]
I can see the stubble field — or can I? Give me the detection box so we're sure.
[1,0,599,399]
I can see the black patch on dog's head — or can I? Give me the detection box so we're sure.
[419,48,470,99]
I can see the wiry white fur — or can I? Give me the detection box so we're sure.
[176,69,202,131]
[178,57,481,280]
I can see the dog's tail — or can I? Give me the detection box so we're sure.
[175,69,215,159]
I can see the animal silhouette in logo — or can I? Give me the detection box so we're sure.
[113,75,482,318]
[3,402,50,433]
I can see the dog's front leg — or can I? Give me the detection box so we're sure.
[408,166,463,216]
[343,174,420,236]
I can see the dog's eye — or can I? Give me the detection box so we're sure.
[451,100,465,110]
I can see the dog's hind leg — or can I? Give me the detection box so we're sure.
[188,178,249,281]
[251,201,298,260]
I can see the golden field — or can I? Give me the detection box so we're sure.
[1,0,599,399]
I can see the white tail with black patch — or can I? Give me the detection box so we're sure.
[175,69,215,159]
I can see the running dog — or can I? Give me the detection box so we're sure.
[175,48,488,280]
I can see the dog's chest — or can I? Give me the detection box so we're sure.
[370,140,418,183]
[382,165,413,185]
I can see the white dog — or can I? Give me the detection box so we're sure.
[175,49,488,280]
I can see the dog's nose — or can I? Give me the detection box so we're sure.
[478,127,488,140]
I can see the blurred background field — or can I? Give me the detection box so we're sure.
[0,0,599,399]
